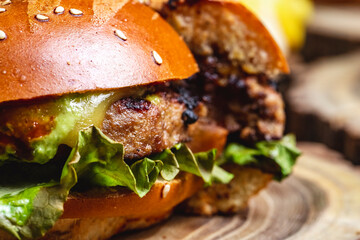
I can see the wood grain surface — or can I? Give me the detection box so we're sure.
[287,51,360,164]
[301,4,360,61]
[117,143,360,240]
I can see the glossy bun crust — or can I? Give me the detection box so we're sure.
[0,0,198,104]
[62,173,203,219]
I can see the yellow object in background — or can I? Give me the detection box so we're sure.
[239,0,313,52]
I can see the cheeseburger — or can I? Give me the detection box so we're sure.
[0,0,300,239]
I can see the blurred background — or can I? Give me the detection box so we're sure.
[240,0,360,164]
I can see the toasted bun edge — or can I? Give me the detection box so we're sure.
[0,0,198,104]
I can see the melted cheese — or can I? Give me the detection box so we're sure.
[59,87,145,147]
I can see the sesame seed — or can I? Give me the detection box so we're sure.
[20,75,27,82]
[259,50,268,61]
[0,8,6,13]
[162,184,171,198]
[152,13,159,21]
[137,0,150,5]
[54,6,65,14]
[152,50,162,65]
[1,0,11,6]
[114,29,127,41]
[69,8,83,16]
[35,14,49,22]
[0,30,6,40]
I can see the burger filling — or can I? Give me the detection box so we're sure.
[0,80,299,239]
[182,53,285,143]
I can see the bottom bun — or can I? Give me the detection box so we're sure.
[181,164,273,215]
[0,167,272,240]
[0,173,202,240]
[0,212,172,240]
[62,172,203,219]
[40,212,172,240]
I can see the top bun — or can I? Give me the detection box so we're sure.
[0,0,198,104]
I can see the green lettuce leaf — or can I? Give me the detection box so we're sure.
[222,134,301,180]
[67,127,231,197]
[211,165,234,184]
[152,149,179,181]
[171,144,214,183]
[0,158,76,239]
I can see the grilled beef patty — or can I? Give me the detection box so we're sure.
[102,92,190,159]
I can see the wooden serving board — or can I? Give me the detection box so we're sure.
[287,51,360,164]
[301,4,360,61]
[117,143,360,240]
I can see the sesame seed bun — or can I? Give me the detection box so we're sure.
[0,0,198,104]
